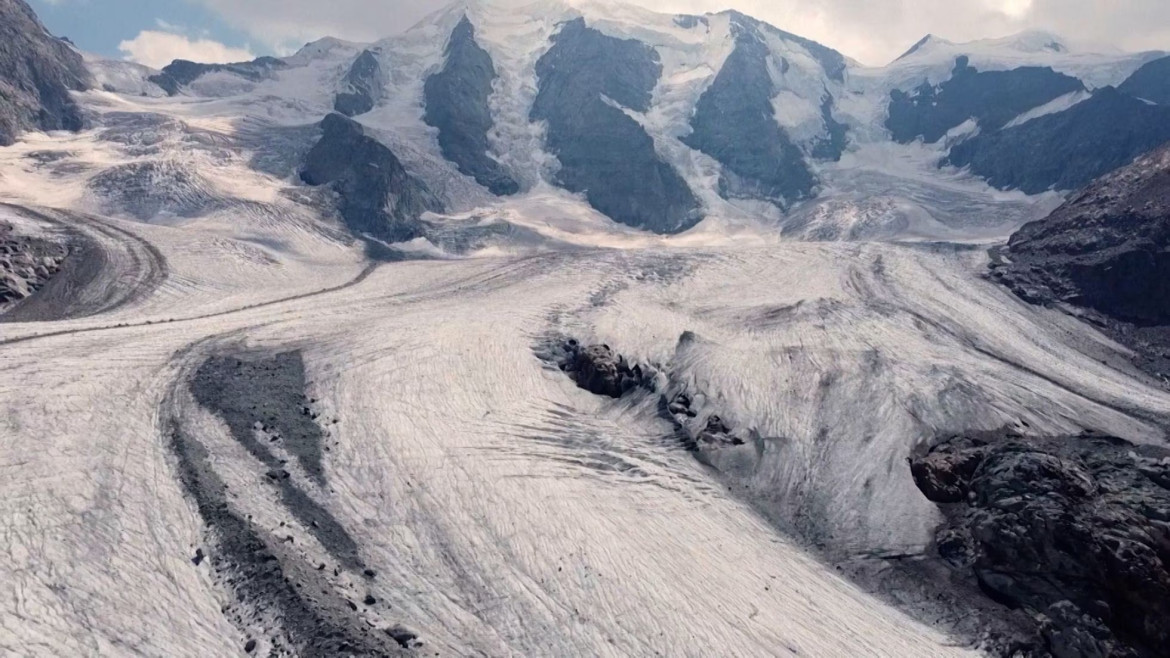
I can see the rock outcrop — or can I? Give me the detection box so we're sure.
[299,113,440,243]
[531,18,702,234]
[910,432,1170,657]
[549,335,744,453]
[555,339,649,399]
[333,50,382,117]
[423,17,518,196]
[149,57,287,96]
[0,220,67,308]
[0,0,92,146]
[991,143,1170,325]
[682,16,816,207]
[1117,55,1170,105]
[887,56,1084,144]
[946,86,1170,193]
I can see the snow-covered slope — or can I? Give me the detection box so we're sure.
[885,30,1158,90]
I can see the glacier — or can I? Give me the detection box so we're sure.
[2,0,1170,655]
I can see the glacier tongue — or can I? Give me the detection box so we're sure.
[5,0,1170,654]
[3,208,1170,653]
[1,241,1005,656]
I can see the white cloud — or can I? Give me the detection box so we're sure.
[187,0,1170,66]
[118,30,255,69]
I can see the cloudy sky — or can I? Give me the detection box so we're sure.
[30,0,1170,68]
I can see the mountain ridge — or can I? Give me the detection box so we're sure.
[4,0,1170,242]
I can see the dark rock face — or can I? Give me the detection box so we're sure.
[149,56,287,96]
[682,19,816,207]
[811,95,849,162]
[333,50,382,117]
[991,143,1170,325]
[946,87,1170,193]
[300,113,440,243]
[721,10,847,82]
[887,56,1084,144]
[1117,55,1170,105]
[910,432,1170,657]
[0,220,67,307]
[0,0,92,146]
[555,339,649,399]
[424,17,518,196]
[531,18,702,234]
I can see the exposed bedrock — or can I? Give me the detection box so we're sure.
[946,86,1170,194]
[722,10,848,82]
[545,333,1089,653]
[991,143,1170,377]
[887,56,1084,145]
[554,339,650,399]
[682,18,817,207]
[300,112,441,244]
[1117,55,1170,106]
[531,18,702,234]
[334,49,383,118]
[910,432,1170,658]
[0,0,92,146]
[547,335,751,454]
[423,17,519,196]
[0,220,67,308]
[149,56,287,96]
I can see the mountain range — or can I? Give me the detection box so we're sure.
[3,0,1169,243]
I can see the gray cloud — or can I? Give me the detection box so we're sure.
[190,0,1170,65]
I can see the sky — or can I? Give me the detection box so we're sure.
[29,0,1170,68]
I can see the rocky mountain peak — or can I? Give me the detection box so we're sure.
[0,0,92,145]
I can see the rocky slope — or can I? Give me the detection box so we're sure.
[883,33,1170,195]
[1117,55,1170,105]
[887,56,1084,145]
[299,113,440,245]
[682,13,818,208]
[992,143,1170,322]
[423,17,518,196]
[911,432,1170,657]
[947,86,1170,193]
[333,50,383,117]
[0,0,91,146]
[0,219,67,308]
[530,18,701,233]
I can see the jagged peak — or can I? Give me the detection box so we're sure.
[896,34,950,61]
